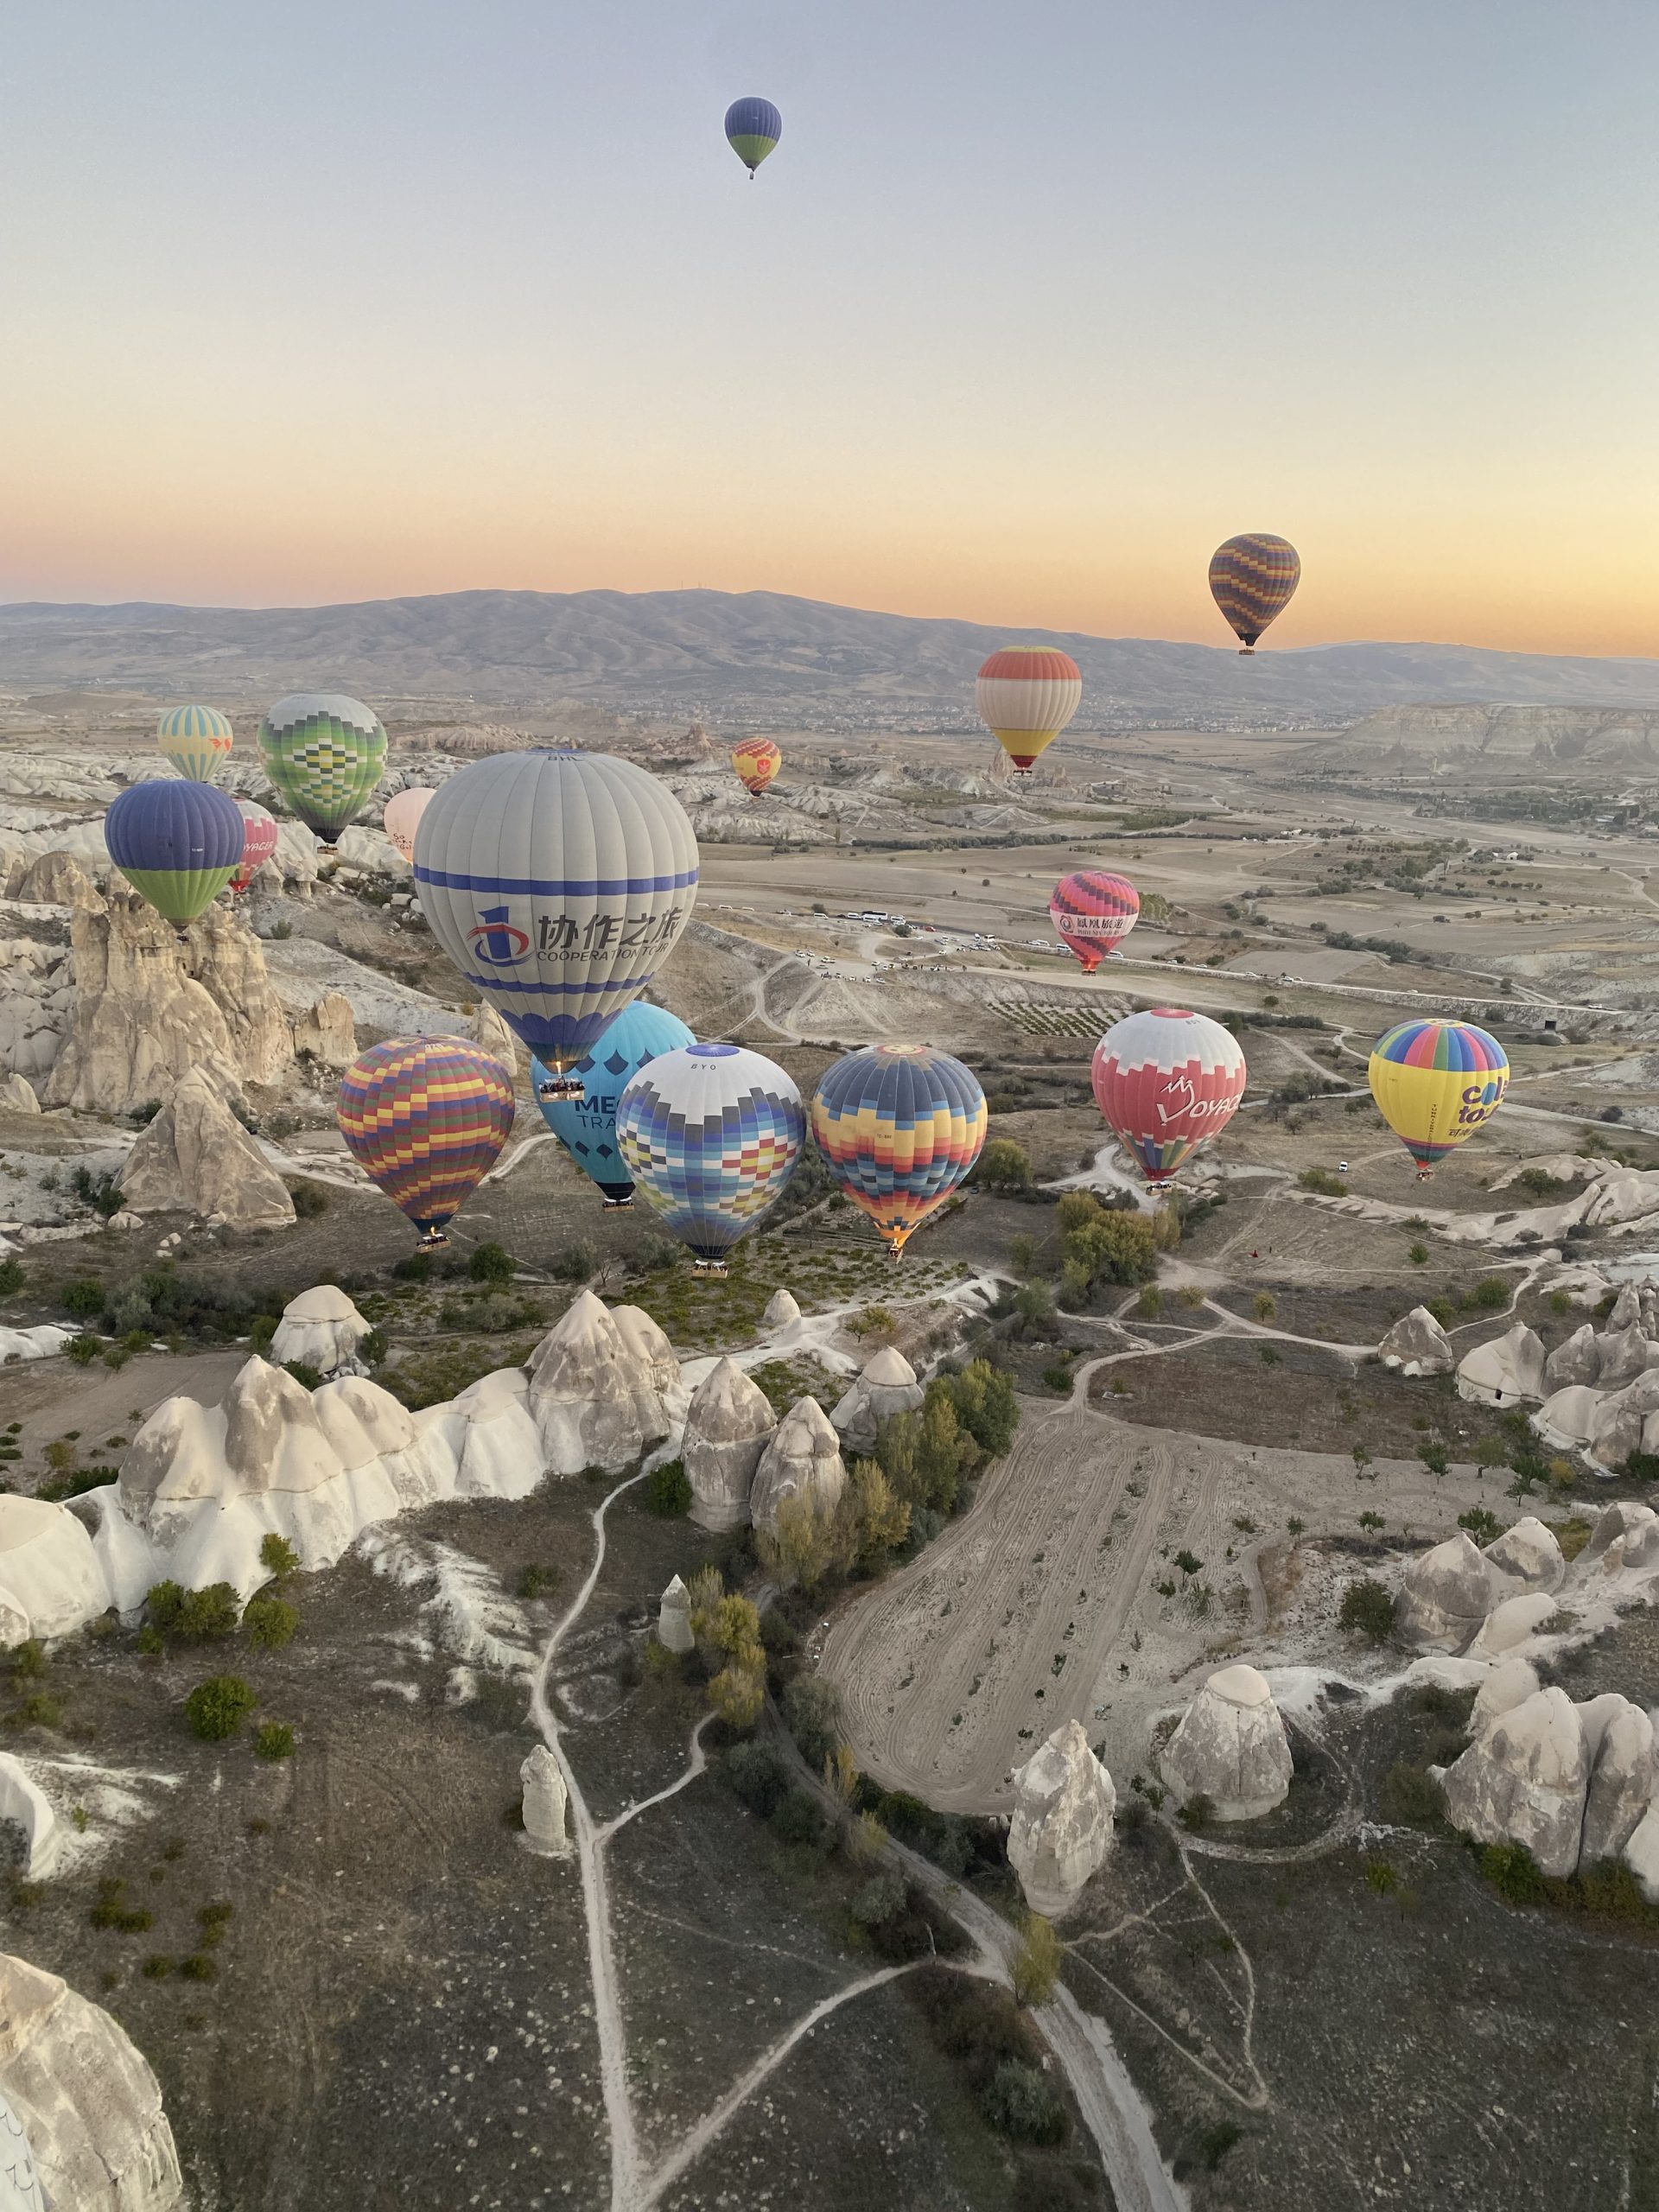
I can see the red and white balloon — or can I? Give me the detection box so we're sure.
[1090,1007,1247,1185]
[230,801,279,894]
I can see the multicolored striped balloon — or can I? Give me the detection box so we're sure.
[230,800,280,893]
[1091,1008,1247,1185]
[337,1037,517,1244]
[615,1043,804,1269]
[104,780,245,931]
[533,1001,694,1205]
[157,705,233,782]
[731,737,782,798]
[1368,1019,1509,1180]
[725,96,782,176]
[976,647,1082,772]
[257,693,388,843]
[1050,871,1140,973]
[811,1044,988,1258]
[1208,534,1300,652]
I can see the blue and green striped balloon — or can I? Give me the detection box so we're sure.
[725,96,781,176]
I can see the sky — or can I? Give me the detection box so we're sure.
[2,0,1657,654]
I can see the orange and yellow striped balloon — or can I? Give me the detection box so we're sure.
[975,647,1082,772]
[731,736,781,798]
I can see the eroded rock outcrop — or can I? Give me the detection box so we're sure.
[1468,1591,1559,1660]
[525,1291,678,1477]
[0,1950,182,2209]
[1377,1306,1454,1377]
[290,989,357,1069]
[1579,1694,1655,1866]
[751,1396,847,1541]
[0,1758,57,1880]
[1471,1656,1541,1736]
[519,1745,571,1858]
[1160,1664,1293,1821]
[0,1075,37,1115]
[1484,1516,1565,1595]
[270,1285,373,1379]
[1007,1719,1116,1917]
[1395,1532,1494,1654]
[762,1288,801,1330]
[1592,1324,1657,1393]
[1543,1323,1601,1390]
[186,906,291,1088]
[1440,1687,1588,1878]
[470,1001,518,1071]
[658,1574,694,1654]
[831,1346,926,1453]
[118,1070,296,1229]
[1455,1323,1547,1407]
[0,1498,110,1648]
[682,1357,776,1531]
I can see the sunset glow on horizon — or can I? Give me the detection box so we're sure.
[3,1,1657,659]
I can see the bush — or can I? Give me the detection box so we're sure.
[725,1741,789,1819]
[467,1242,516,1286]
[254,1721,296,1760]
[286,1179,330,1218]
[1252,1290,1277,1323]
[1013,1912,1062,2007]
[849,1866,907,1927]
[1054,1192,1159,1299]
[1298,1166,1348,1196]
[391,1252,433,1283]
[281,1359,323,1390]
[1380,1761,1443,1825]
[259,1533,301,1580]
[0,1258,23,1298]
[185,1675,257,1741]
[148,1580,240,1643]
[88,1878,153,1933]
[1408,1243,1429,1266]
[1482,1840,1545,1905]
[244,1596,298,1650]
[1338,1579,1396,1643]
[770,1789,827,1848]
[782,1675,842,1768]
[645,1458,691,1516]
[1471,1276,1511,1310]
[982,2061,1068,2146]
[978,1139,1032,1192]
[66,1334,103,1367]
[1458,1507,1502,1543]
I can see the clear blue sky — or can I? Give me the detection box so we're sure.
[3,0,1656,651]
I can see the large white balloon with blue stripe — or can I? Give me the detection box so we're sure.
[413,750,699,1096]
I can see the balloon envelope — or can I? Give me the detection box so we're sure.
[1091,1007,1247,1185]
[413,749,699,1081]
[157,705,233,782]
[1050,872,1139,973]
[383,785,433,863]
[615,1042,803,1263]
[811,1044,988,1255]
[105,780,245,927]
[976,648,1082,772]
[230,800,280,893]
[533,1001,695,1203]
[731,737,781,798]
[1208,535,1300,652]
[725,96,781,173]
[1368,1019,1509,1179]
[257,693,388,842]
[337,1037,517,1238]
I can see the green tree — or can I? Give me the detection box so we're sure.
[848,1456,910,1567]
[940,1360,1018,1460]
[467,1242,515,1287]
[259,1534,301,1581]
[243,1596,298,1650]
[185,1675,257,1741]
[1252,1290,1277,1324]
[645,1458,691,1516]
[1339,1579,1396,1643]
[978,1139,1032,1192]
[783,1675,842,1767]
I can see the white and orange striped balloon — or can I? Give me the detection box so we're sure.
[975,646,1082,772]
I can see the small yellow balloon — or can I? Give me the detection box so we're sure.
[1368,1019,1509,1179]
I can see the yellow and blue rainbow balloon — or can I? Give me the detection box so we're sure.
[338,1037,517,1246]
[811,1044,988,1258]
[1368,1019,1509,1180]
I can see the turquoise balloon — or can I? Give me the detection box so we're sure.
[532,1001,693,1203]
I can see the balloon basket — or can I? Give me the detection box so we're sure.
[601,1197,634,1211]
[693,1260,728,1279]
[537,1077,584,1102]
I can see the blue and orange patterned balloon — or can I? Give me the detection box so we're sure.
[337,1037,517,1244]
[1208,534,1300,652]
[532,1001,694,1205]
[811,1044,988,1257]
[1368,1019,1509,1180]
[615,1043,804,1270]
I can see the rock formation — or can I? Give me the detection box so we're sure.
[1007,1719,1116,1917]
[470,1000,518,1071]
[1455,1323,1547,1407]
[682,1357,776,1530]
[1468,1591,1559,1660]
[1395,1532,1494,1653]
[762,1287,801,1331]
[0,1075,38,1115]
[1471,1656,1540,1735]
[0,1950,182,2209]
[1592,1323,1657,1392]
[518,1745,572,1857]
[1376,1306,1454,1376]
[0,1498,109,1647]
[1160,1663,1294,1821]
[0,936,70,1083]
[1484,1516,1565,1594]
[1440,1687,1589,1878]
[0,1758,57,1880]
[1579,1694,1655,1866]
[525,1291,679,1476]
[185,906,292,1088]
[11,851,98,908]
[658,1574,694,1654]
[1588,1372,1659,1471]
[1584,1499,1659,1574]
[750,1395,847,1541]
[270,1285,374,1378]
[1534,1383,1599,1452]
[1542,1323,1600,1389]
[609,1306,688,1429]
[830,1346,926,1453]
[290,989,357,1069]
[117,1070,296,1229]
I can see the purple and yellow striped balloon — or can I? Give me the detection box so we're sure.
[338,1037,517,1243]
[1209,533,1300,652]
[811,1044,988,1257]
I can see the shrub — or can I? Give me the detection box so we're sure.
[148,1581,240,1643]
[286,1179,330,1218]
[1408,1243,1429,1265]
[516,1563,557,1600]
[1482,1840,1545,1905]
[1420,1443,1449,1477]
[179,1952,219,1980]
[88,1878,152,1933]
[10,1641,44,1681]
[259,1534,301,1580]
[1471,1275,1511,1309]
[1363,1858,1399,1896]
[391,1252,433,1282]
[725,1741,789,1819]
[185,1675,257,1741]
[254,1721,296,1760]
[1012,1912,1062,2007]
[550,1243,598,1283]
[849,1866,907,1926]
[1298,1166,1348,1196]
[1381,1761,1443,1825]
[1458,1507,1502,1543]
[978,1139,1032,1192]
[1135,1285,1162,1320]
[281,1359,323,1390]
[645,1458,691,1516]
[14,1693,61,1730]
[982,2061,1068,2146]
[66,1334,103,1367]
[244,1596,298,1650]
[1338,1579,1396,1643]
[1252,1290,1277,1323]
[770,1789,826,1847]
[468,1242,515,1286]
[709,1658,765,1730]
[0,1259,23,1298]
[784,1676,842,1768]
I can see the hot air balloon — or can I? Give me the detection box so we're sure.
[1050,871,1140,973]
[1368,1019,1509,1181]
[1208,535,1300,653]
[1090,1008,1247,1185]
[731,737,781,799]
[976,647,1082,774]
[157,705,233,782]
[413,749,698,1102]
[229,800,280,894]
[725,96,781,176]
[532,1001,695,1207]
[104,780,245,934]
[615,1042,804,1273]
[810,1044,988,1259]
[257,693,388,845]
[383,785,434,864]
[337,1037,517,1247]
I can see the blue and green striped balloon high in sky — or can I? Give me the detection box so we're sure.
[724,97,780,175]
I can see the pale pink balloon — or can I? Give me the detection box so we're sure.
[383,785,434,863]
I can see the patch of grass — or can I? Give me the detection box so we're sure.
[254,1721,296,1760]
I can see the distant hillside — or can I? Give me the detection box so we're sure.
[1322,703,1659,774]
[1,587,1657,728]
